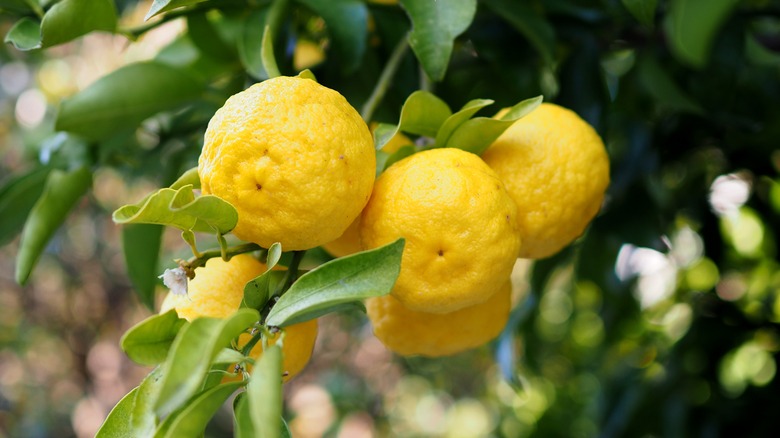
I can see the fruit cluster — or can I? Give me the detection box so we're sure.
[163,75,609,379]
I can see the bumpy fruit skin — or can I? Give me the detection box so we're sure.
[198,76,376,251]
[360,148,521,314]
[160,254,318,381]
[482,103,610,259]
[366,280,511,357]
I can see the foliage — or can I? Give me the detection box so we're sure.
[2,0,780,436]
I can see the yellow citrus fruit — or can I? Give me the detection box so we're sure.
[482,103,610,259]
[321,126,412,258]
[198,76,376,251]
[360,148,521,313]
[160,254,318,381]
[366,280,511,357]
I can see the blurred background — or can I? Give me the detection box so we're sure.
[2,0,780,436]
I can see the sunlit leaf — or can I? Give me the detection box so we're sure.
[56,61,204,141]
[666,0,738,68]
[247,345,282,438]
[169,167,200,190]
[4,17,41,50]
[445,95,542,154]
[374,91,451,150]
[296,0,368,73]
[132,367,163,436]
[15,167,92,285]
[434,99,494,147]
[399,0,477,81]
[154,381,244,438]
[154,309,258,417]
[233,393,255,438]
[95,387,139,437]
[482,0,555,64]
[261,24,281,78]
[266,238,404,327]
[145,0,208,21]
[112,184,237,235]
[0,166,50,246]
[121,310,187,366]
[40,0,117,47]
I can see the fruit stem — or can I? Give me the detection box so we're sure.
[282,250,306,290]
[181,242,263,274]
[360,34,410,123]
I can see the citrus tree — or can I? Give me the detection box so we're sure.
[2,0,780,436]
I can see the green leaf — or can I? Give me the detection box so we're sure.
[213,348,248,365]
[0,166,50,246]
[238,8,271,80]
[296,0,368,73]
[482,0,555,64]
[56,61,204,141]
[233,393,255,438]
[261,24,281,79]
[121,310,187,366]
[40,0,117,48]
[95,387,139,437]
[15,167,92,285]
[400,0,477,81]
[122,224,163,310]
[382,145,415,172]
[374,91,452,149]
[665,0,738,68]
[169,167,200,190]
[266,238,405,327]
[112,184,238,235]
[637,55,704,114]
[621,0,657,27]
[247,345,282,438]
[187,12,235,61]
[154,309,259,417]
[4,17,41,50]
[0,0,34,13]
[434,99,494,147]
[154,381,244,438]
[297,68,317,81]
[445,95,543,154]
[243,242,283,310]
[131,367,164,435]
[145,0,208,21]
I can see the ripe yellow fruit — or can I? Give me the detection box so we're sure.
[360,148,521,313]
[482,103,610,259]
[160,254,318,381]
[366,280,511,357]
[199,76,376,251]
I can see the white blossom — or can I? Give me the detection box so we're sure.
[159,268,189,296]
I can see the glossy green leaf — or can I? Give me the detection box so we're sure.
[243,242,283,310]
[122,224,163,309]
[666,0,738,68]
[434,99,494,147]
[296,0,368,73]
[56,61,203,141]
[400,0,477,81]
[0,166,50,246]
[15,167,92,285]
[266,238,405,327]
[154,309,259,417]
[238,8,271,79]
[621,0,657,27]
[637,56,704,114]
[261,24,281,79]
[121,310,187,366]
[40,0,117,47]
[95,387,139,437]
[482,0,555,64]
[298,68,317,81]
[4,17,41,50]
[169,167,200,190]
[445,95,542,154]
[112,184,238,235]
[154,381,244,438]
[374,91,452,149]
[145,0,208,21]
[131,367,164,436]
[247,345,282,438]
[213,348,248,365]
